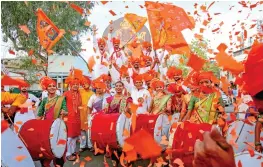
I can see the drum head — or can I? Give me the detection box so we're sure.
[50,119,67,158]
[2,128,35,167]
[154,114,170,150]
[226,121,262,153]
[235,151,263,167]
[116,113,131,147]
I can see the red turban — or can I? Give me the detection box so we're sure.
[133,74,143,82]
[151,80,164,90]
[97,38,106,45]
[166,67,182,79]
[81,76,91,85]
[242,43,263,96]
[142,41,151,48]
[112,37,120,44]
[92,82,106,89]
[40,76,56,90]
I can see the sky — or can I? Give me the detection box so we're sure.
[1,1,263,61]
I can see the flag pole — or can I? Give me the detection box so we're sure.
[62,36,89,68]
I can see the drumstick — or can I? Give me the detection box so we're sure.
[6,114,28,148]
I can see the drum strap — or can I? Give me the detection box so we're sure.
[54,96,65,119]
[235,121,245,143]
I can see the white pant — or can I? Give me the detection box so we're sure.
[66,137,78,157]
[79,130,88,149]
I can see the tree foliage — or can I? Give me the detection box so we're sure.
[190,40,220,78]
[1,1,94,63]
[166,39,221,78]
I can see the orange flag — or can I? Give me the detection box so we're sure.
[36,9,65,52]
[124,13,147,33]
[215,43,244,75]
[187,53,206,71]
[146,2,194,51]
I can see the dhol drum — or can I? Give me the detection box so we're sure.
[88,113,131,149]
[19,119,67,160]
[235,151,263,167]
[169,121,212,167]
[1,120,35,167]
[226,120,263,154]
[131,114,175,150]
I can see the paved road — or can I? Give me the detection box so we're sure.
[64,105,234,167]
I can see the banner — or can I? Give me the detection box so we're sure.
[124,13,147,33]
[145,2,194,54]
[36,8,65,52]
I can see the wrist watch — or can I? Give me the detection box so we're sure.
[255,142,262,146]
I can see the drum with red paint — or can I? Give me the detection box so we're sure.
[169,121,212,167]
[88,113,131,149]
[19,119,67,160]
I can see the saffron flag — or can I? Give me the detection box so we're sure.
[145,2,194,52]
[124,13,147,33]
[36,8,65,52]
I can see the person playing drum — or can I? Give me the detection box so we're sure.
[36,76,67,166]
[79,76,94,153]
[105,81,132,115]
[148,80,172,115]
[14,81,40,133]
[104,81,133,166]
[183,71,225,126]
[88,82,110,114]
[63,77,82,161]
[128,74,152,114]
[167,83,186,120]
[1,91,27,125]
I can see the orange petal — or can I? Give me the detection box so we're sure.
[15,155,27,162]
[57,139,67,145]
[27,128,34,131]
[84,156,92,162]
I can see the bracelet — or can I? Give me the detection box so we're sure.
[255,142,262,146]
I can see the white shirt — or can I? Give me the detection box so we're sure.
[130,88,152,114]
[87,94,110,113]
[109,50,128,83]
[28,93,40,107]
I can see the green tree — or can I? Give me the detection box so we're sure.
[166,39,221,78]
[190,40,221,78]
[1,1,94,76]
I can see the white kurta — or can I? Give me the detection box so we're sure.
[130,88,151,114]
[109,50,128,83]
